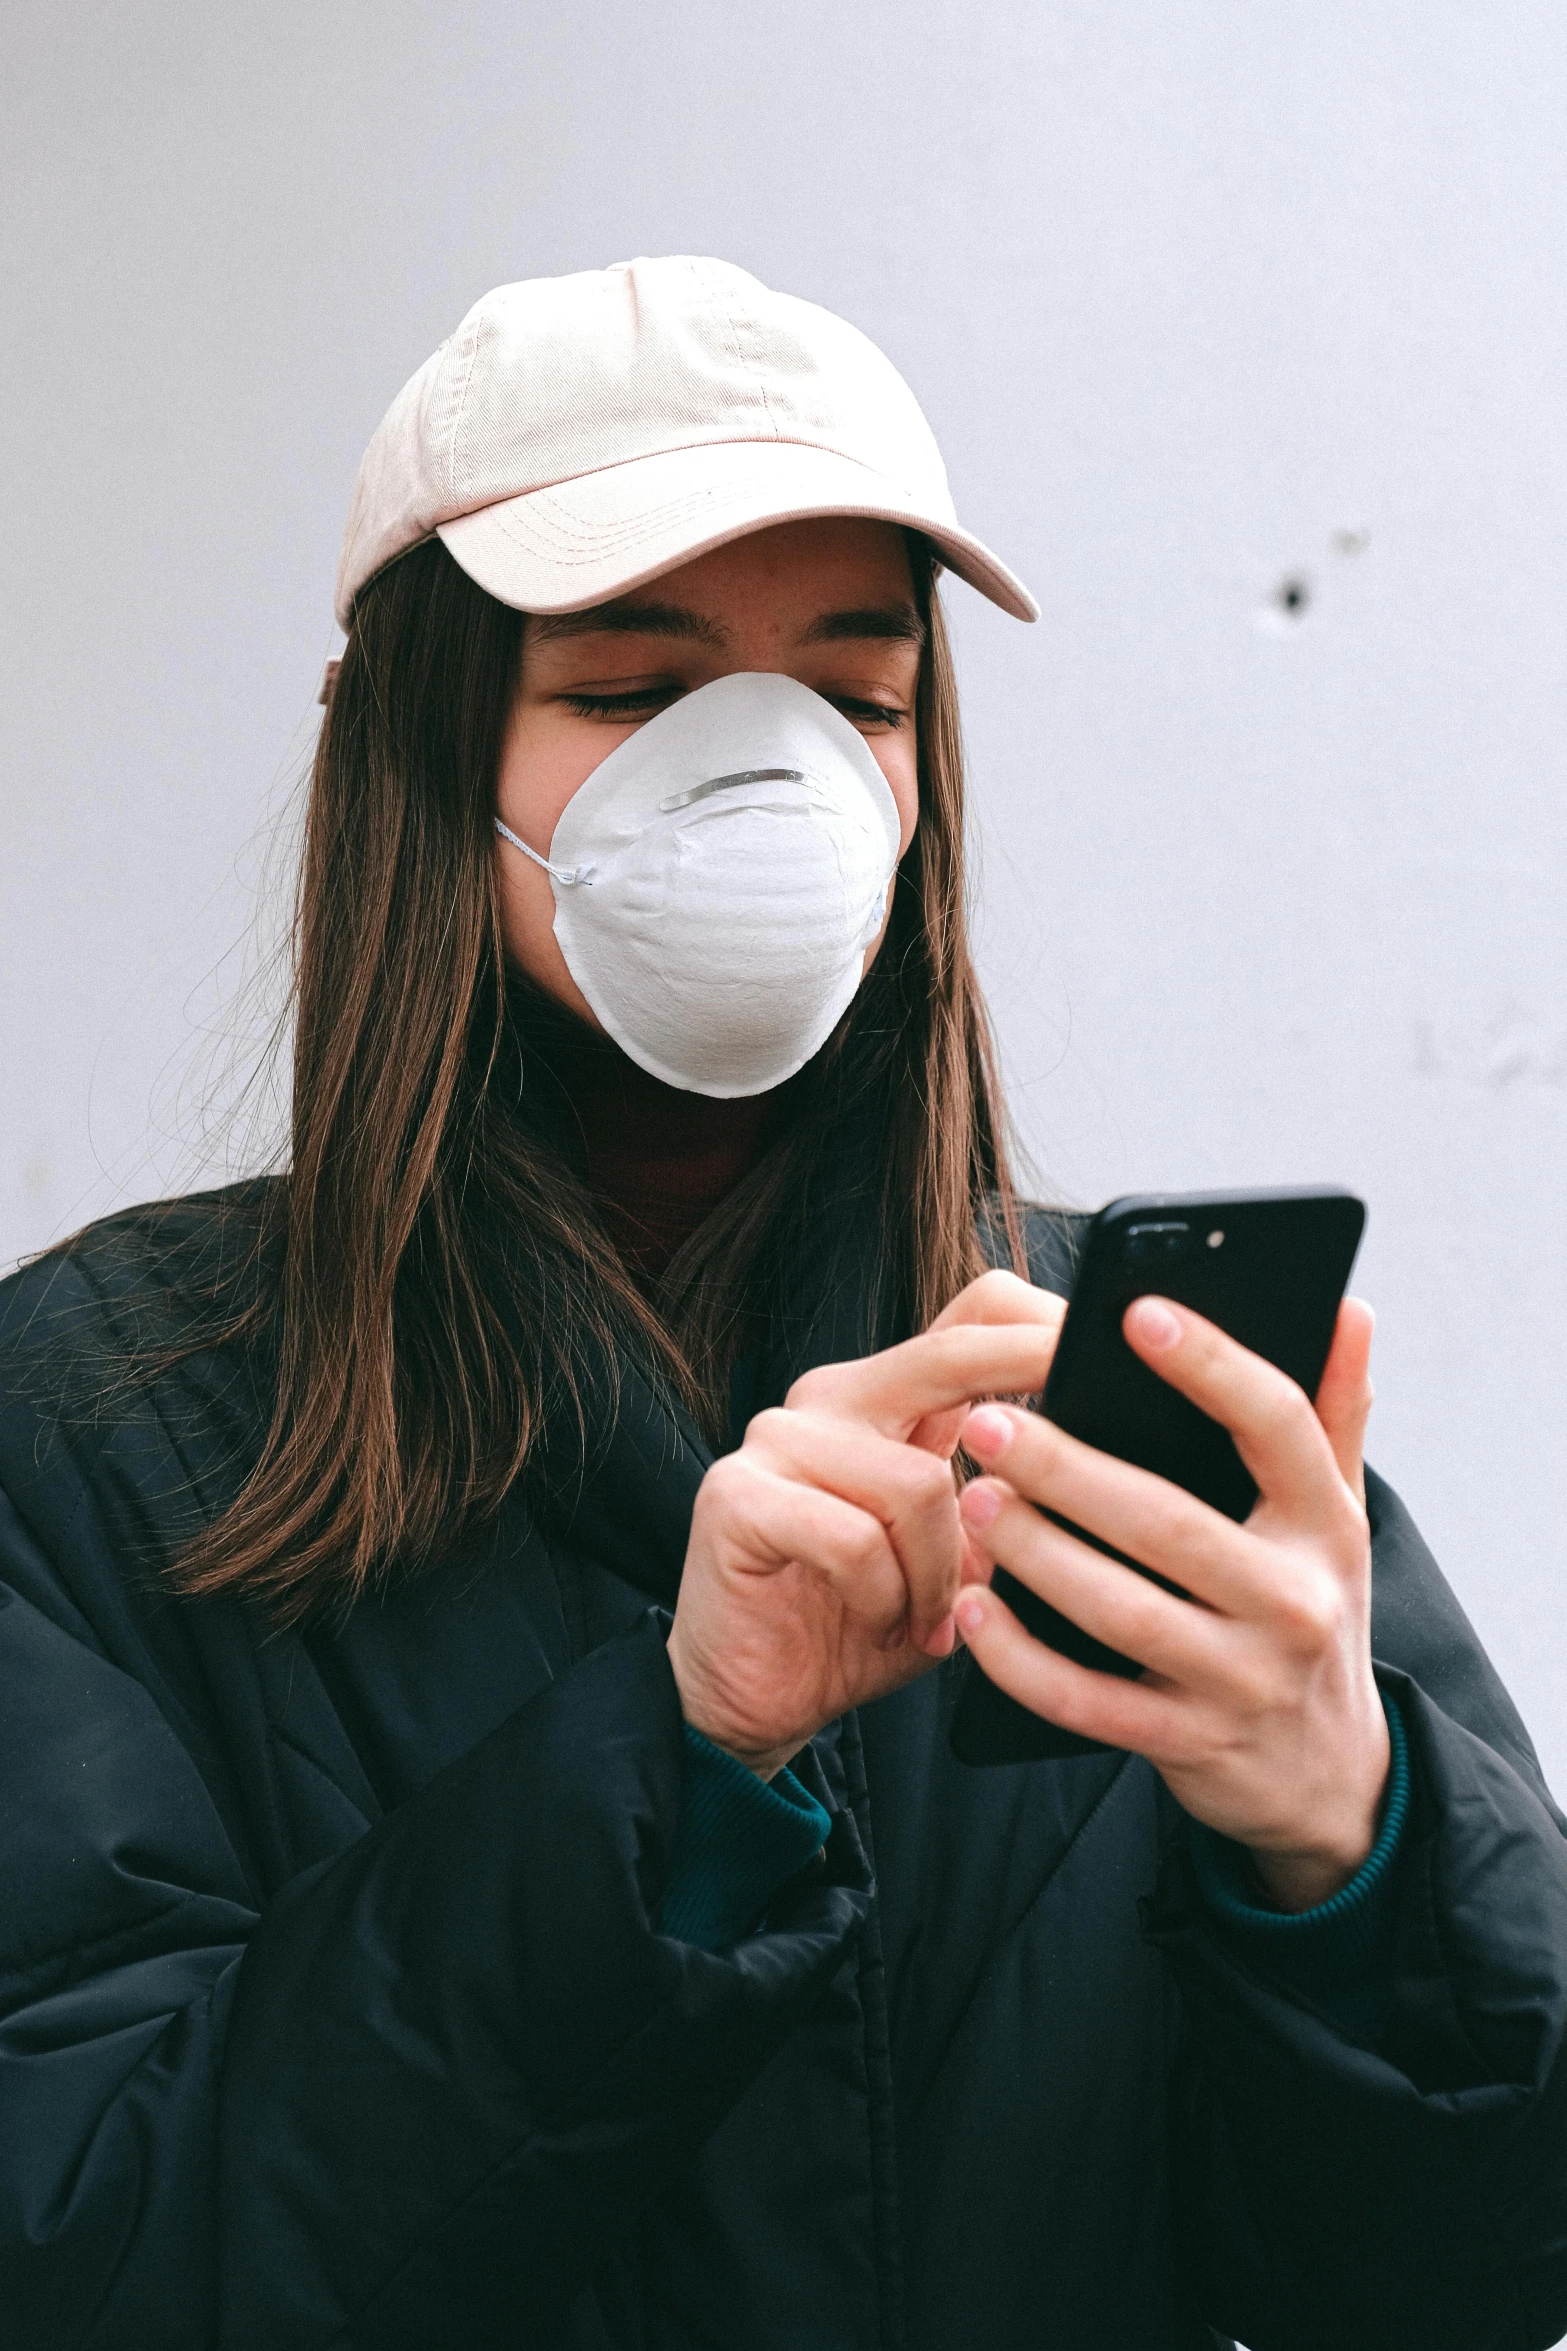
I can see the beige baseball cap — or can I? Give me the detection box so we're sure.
[334,255,1037,629]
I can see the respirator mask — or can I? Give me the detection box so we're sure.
[495,670,903,1099]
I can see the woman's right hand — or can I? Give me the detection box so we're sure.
[666,1271,1064,1778]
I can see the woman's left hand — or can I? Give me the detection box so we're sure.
[953,1294,1388,1911]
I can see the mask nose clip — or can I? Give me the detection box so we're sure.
[657,765,806,815]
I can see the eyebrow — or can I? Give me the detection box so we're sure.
[796,603,926,649]
[525,599,727,648]
[525,596,926,652]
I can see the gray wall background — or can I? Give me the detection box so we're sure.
[4,4,1564,1804]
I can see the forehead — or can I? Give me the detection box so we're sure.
[527,517,921,650]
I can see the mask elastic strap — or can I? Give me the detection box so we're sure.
[493,817,594,886]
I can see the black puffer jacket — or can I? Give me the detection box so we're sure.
[2,1185,1565,2351]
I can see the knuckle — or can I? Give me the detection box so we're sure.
[1002,1405,1049,1462]
[1117,1586,1166,1655]
[693,1456,756,1542]
[784,1365,838,1413]
[903,1450,957,1512]
[746,1405,794,1452]
[1160,1503,1216,1575]
[1224,1653,1280,1723]
[1273,1564,1342,1650]
[1152,1715,1207,1772]
[974,1268,1032,1310]
[699,1453,745,1506]
[940,1267,1024,1322]
[1028,1663,1087,1732]
[1332,1490,1371,1553]
[1026,1416,1069,1479]
[1056,1672,1126,1743]
[700,1448,751,1523]
[846,1515,889,1574]
[1255,1377,1314,1450]
[1185,1317,1225,1366]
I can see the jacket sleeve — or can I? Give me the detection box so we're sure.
[1146,1469,1567,2351]
[0,1487,867,2351]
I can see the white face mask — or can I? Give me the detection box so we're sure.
[495,670,902,1099]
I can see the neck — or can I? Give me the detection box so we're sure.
[513,980,775,1286]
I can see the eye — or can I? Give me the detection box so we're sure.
[831,696,906,732]
[560,685,684,720]
[559,683,907,731]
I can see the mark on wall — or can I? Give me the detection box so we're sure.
[1255,529,1370,633]
[1412,1004,1567,1090]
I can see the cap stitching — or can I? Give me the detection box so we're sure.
[446,485,1021,610]
[444,313,485,506]
[555,432,912,491]
[686,258,779,441]
[723,293,784,443]
[732,297,784,440]
[439,429,934,517]
[477,486,755,559]
[466,476,938,565]
[474,441,924,542]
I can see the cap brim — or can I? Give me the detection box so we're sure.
[436,439,1038,622]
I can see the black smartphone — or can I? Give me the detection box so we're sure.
[948,1186,1366,1766]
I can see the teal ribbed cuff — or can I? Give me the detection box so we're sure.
[1187,1684,1411,2039]
[658,1724,833,1951]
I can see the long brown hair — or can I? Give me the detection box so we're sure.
[166,535,1023,1622]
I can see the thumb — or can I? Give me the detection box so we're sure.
[1315,1296,1374,1505]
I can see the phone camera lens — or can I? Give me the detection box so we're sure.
[1126,1221,1191,1261]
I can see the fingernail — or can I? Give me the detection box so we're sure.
[964,1405,1014,1459]
[1128,1297,1182,1351]
[960,1480,1003,1531]
[924,1614,957,1658]
[955,1595,985,1636]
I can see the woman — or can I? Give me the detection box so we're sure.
[3,256,1564,2351]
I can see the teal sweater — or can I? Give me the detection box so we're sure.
[660,1688,1412,2041]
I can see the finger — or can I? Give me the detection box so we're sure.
[961,1401,1260,1617]
[700,1453,911,1645]
[906,1404,973,1459]
[1314,1297,1374,1505]
[911,1273,1066,1455]
[953,1580,1186,1758]
[785,1321,1063,1442]
[929,1267,1068,1334]
[1120,1298,1347,1527]
[958,1477,1227,1684]
[746,1409,963,1654]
